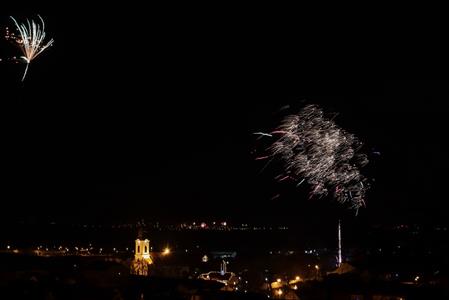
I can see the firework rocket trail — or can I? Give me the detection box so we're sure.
[257,104,370,213]
[7,15,54,81]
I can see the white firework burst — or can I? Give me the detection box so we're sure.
[258,104,370,213]
[7,15,54,81]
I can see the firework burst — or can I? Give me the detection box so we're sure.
[256,104,370,213]
[6,15,54,81]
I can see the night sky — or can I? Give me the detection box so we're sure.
[1,4,448,226]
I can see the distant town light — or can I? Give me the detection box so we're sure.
[277,278,281,283]
[163,247,171,255]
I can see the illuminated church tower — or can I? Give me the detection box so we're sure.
[131,227,153,276]
[135,238,152,262]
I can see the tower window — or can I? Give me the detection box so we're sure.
[144,246,147,253]
[137,246,140,253]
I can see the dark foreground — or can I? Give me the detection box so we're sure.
[1,253,447,300]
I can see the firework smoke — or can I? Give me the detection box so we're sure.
[258,104,369,213]
[6,15,54,81]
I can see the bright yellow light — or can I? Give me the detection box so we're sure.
[163,247,171,255]
[293,285,298,290]
[277,289,283,295]
[414,276,420,282]
[314,265,319,270]
[277,278,282,283]
[295,276,300,280]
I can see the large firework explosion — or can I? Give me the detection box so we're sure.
[5,15,54,81]
[256,104,369,213]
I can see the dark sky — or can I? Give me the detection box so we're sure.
[0,4,448,225]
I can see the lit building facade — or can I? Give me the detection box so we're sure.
[131,238,153,276]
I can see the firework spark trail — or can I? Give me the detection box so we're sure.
[255,155,270,160]
[296,178,306,186]
[277,175,291,182]
[270,194,280,200]
[6,15,54,81]
[253,132,273,138]
[260,104,369,213]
